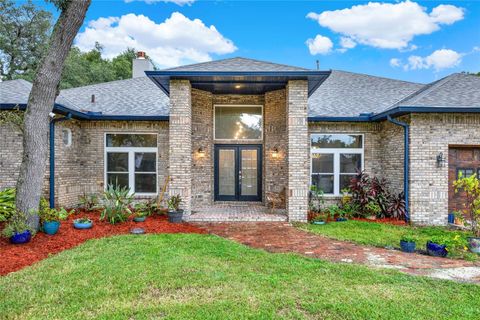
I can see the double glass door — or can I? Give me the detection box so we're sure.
[214,145,262,201]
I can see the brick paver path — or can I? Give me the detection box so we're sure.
[196,222,480,283]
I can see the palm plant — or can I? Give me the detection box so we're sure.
[100,184,134,224]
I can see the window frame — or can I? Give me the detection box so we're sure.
[62,128,72,147]
[213,104,263,141]
[104,133,158,196]
[310,133,364,196]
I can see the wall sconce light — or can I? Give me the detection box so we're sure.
[272,147,279,158]
[436,152,447,168]
[197,147,206,158]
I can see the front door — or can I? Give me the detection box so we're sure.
[214,145,262,201]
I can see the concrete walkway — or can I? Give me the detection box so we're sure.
[195,222,480,283]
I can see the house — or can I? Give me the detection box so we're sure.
[1,53,480,225]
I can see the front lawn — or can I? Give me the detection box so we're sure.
[1,234,480,319]
[298,220,477,260]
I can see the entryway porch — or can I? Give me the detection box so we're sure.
[186,203,287,222]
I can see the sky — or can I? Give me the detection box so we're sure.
[38,0,480,83]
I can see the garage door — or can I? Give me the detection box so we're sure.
[448,147,480,214]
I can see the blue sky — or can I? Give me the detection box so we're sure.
[40,0,480,83]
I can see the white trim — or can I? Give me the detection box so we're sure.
[104,133,158,196]
[213,104,263,141]
[310,133,364,196]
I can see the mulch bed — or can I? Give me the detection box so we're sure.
[0,211,206,276]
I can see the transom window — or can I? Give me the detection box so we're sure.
[105,133,157,195]
[214,105,263,140]
[310,134,364,196]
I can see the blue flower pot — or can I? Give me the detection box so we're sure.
[43,221,60,235]
[336,217,348,222]
[133,216,147,222]
[400,240,416,253]
[426,241,448,257]
[10,230,31,244]
[448,213,455,224]
[73,220,93,229]
[312,220,326,225]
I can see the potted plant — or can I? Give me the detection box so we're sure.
[73,217,93,229]
[1,211,35,244]
[453,173,480,253]
[39,205,73,235]
[167,195,183,223]
[133,202,151,222]
[400,233,417,253]
[311,212,328,225]
[426,236,448,257]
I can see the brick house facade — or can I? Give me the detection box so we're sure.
[1,57,479,225]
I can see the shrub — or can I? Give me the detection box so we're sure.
[1,210,36,238]
[308,185,324,213]
[400,233,418,243]
[0,188,16,222]
[39,207,73,222]
[100,185,134,224]
[429,235,468,254]
[167,195,182,212]
[453,173,480,237]
[78,193,100,211]
[134,201,155,218]
[349,171,406,220]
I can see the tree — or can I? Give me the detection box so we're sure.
[16,0,91,229]
[60,45,137,89]
[0,0,52,81]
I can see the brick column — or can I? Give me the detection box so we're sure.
[169,80,192,214]
[286,80,309,222]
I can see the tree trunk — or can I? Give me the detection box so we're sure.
[15,0,91,229]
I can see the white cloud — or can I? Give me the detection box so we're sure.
[392,49,462,71]
[75,12,237,68]
[340,36,356,49]
[390,58,402,67]
[306,34,333,55]
[307,1,464,50]
[124,0,195,5]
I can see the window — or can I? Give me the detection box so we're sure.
[105,133,157,195]
[310,134,363,195]
[62,128,72,147]
[457,168,474,178]
[214,105,262,140]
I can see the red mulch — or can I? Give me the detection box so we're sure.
[0,211,205,276]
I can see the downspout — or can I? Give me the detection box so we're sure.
[387,115,410,223]
[49,113,72,209]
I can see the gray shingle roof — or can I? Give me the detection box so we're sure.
[59,77,169,116]
[308,70,424,117]
[0,79,32,105]
[395,73,480,108]
[164,57,308,72]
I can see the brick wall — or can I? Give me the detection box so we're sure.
[409,113,480,225]
[286,80,309,222]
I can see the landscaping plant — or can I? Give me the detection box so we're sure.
[100,185,134,224]
[167,195,184,223]
[453,173,480,237]
[308,185,325,214]
[0,187,16,222]
[78,193,99,212]
[2,210,36,239]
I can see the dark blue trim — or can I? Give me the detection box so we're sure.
[387,115,410,223]
[1,103,169,121]
[49,113,72,208]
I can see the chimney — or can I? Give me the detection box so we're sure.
[132,51,154,78]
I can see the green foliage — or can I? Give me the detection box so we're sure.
[400,232,418,243]
[1,210,36,238]
[0,187,16,222]
[453,173,480,237]
[78,192,100,211]
[0,108,24,132]
[0,0,52,81]
[429,234,469,254]
[308,185,324,213]
[74,217,92,224]
[134,201,155,218]
[364,201,382,217]
[100,184,134,224]
[167,195,182,212]
[60,45,137,89]
[39,207,73,223]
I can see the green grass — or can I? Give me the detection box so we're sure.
[1,234,480,319]
[298,220,477,260]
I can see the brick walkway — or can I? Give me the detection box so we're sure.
[195,222,480,283]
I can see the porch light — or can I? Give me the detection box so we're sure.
[272,147,279,158]
[197,147,206,157]
[436,152,446,168]
[235,85,241,89]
